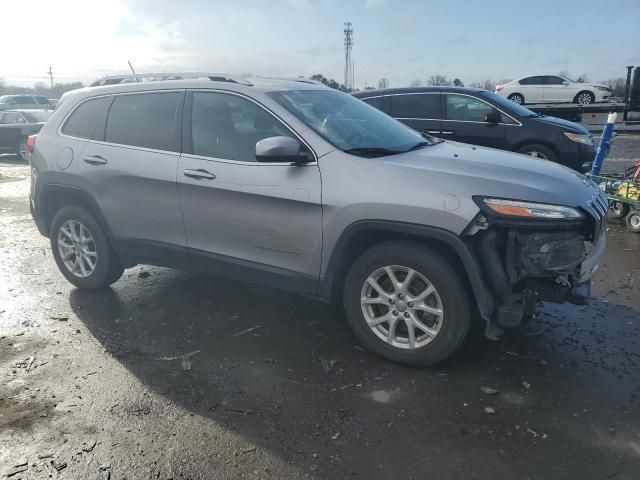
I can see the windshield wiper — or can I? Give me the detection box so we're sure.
[343,147,402,157]
[403,141,431,152]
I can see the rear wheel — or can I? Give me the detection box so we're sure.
[16,140,29,161]
[50,206,124,288]
[576,91,595,105]
[343,241,471,366]
[625,210,640,233]
[508,93,525,105]
[517,143,558,163]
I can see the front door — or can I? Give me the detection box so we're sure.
[388,92,442,137]
[441,93,506,149]
[177,90,323,294]
[543,75,572,103]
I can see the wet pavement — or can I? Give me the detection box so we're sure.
[1,147,640,479]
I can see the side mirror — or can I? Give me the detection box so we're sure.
[483,111,500,124]
[256,136,309,163]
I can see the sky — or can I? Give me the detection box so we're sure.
[2,0,639,88]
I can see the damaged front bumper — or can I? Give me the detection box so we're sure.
[465,206,606,339]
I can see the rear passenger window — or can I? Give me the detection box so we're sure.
[191,92,293,162]
[62,97,108,139]
[390,94,440,119]
[105,92,181,152]
[362,97,383,110]
[35,96,49,105]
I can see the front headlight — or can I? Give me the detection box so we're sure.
[480,198,584,220]
[564,132,595,146]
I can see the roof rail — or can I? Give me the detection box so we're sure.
[89,72,253,87]
[249,76,326,86]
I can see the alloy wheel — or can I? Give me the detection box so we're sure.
[360,265,444,349]
[19,142,29,161]
[577,93,593,105]
[57,220,98,278]
[525,150,548,159]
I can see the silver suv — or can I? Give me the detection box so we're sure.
[29,73,607,365]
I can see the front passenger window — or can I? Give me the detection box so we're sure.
[445,94,500,123]
[191,92,294,162]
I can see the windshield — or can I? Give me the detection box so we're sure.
[24,111,51,122]
[268,89,436,156]
[560,75,576,83]
[481,91,539,117]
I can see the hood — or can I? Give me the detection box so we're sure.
[386,141,601,210]
[529,114,589,134]
[576,82,608,89]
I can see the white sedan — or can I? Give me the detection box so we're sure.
[495,75,611,105]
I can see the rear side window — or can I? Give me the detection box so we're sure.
[35,96,50,105]
[390,94,440,119]
[62,97,108,139]
[105,92,181,152]
[362,96,383,110]
[14,96,36,104]
[519,76,544,86]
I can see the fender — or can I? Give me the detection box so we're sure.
[318,220,493,321]
[37,182,115,239]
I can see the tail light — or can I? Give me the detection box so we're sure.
[26,134,37,153]
[495,85,504,93]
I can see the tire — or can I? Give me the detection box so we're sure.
[575,91,595,105]
[50,205,124,288]
[343,241,471,366]
[625,210,640,233]
[508,93,525,105]
[517,143,558,163]
[610,202,630,219]
[16,139,29,161]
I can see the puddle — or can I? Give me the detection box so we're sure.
[367,388,404,404]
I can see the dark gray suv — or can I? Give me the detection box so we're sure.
[28,73,607,365]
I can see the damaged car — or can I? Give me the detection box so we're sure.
[28,74,606,365]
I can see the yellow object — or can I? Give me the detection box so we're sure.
[617,181,640,200]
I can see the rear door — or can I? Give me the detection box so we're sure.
[177,90,323,293]
[77,90,187,266]
[518,76,545,103]
[441,93,506,149]
[388,92,441,136]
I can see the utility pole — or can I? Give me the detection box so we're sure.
[344,22,353,91]
[47,66,54,89]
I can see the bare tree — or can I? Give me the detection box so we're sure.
[377,78,390,89]
[409,79,423,87]
[576,73,589,83]
[453,78,464,87]
[602,77,626,97]
[427,74,451,86]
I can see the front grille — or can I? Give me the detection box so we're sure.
[588,191,608,240]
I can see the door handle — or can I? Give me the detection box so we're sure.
[83,154,107,165]
[440,130,455,135]
[183,168,216,180]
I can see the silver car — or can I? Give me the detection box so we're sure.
[28,73,607,365]
[0,94,50,111]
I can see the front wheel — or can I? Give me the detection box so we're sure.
[576,91,595,105]
[343,241,471,366]
[517,143,558,163]
[610,202,630,219]
[50,206,124,288]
